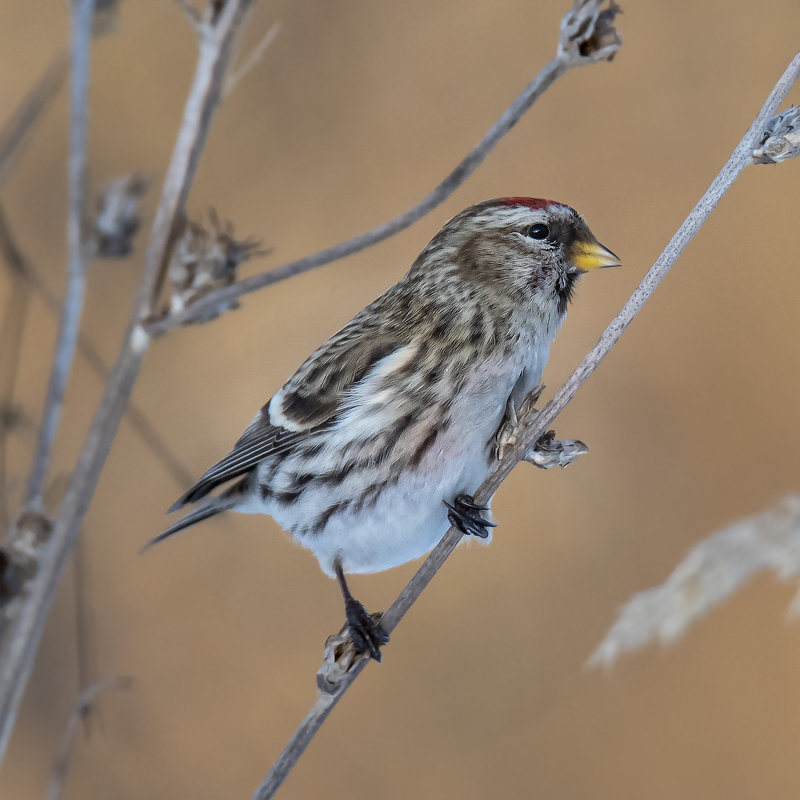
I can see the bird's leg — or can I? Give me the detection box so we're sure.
[444,495,497,539]
[494,385,544,460]
[333,557,389,662]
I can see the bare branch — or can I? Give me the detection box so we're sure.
[146,0,621,335]
[0,52,68,190]
[588,496,800,669]
[0,0,256,767]
[250,48,800,800]
[379,43,800,656]
[45,675,132,800]
[24,0,95,512]
[71,539,96,734]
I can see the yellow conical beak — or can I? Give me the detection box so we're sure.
[571,239,621,271]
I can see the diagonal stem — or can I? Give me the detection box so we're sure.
[45,675,132,800]
[147,58,568,333]
[250,48,800,800]
[24,0,95,512]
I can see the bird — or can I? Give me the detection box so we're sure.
[149,197,619,661]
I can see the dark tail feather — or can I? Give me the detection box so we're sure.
[168,477,222,513]
[144,480,244,553]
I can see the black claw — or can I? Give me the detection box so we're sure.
[333,557,389,662]
[444,493,497,539]
[344,596,389,662]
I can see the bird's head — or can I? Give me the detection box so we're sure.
[429,197,620,319]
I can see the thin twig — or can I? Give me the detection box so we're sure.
[146,54,565,331]
[145,0,621,335]
[24,0,95,512]
[0,207,33,529]
[0,0,257,767]
[0,52,68,190]
[172,0,203,32]
[223,20,280,97]
[250,49,800,800]
[45,675,132,800]
[72,539,95,735]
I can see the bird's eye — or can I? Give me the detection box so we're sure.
[526,223,550,240]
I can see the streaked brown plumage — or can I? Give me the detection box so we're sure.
[151,198,619,659]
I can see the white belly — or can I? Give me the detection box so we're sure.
[246,334,552,576]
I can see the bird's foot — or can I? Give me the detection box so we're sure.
[344,595,389,662]
[525,430,589,469]
[444,494,497,539]
[495,386,544,460]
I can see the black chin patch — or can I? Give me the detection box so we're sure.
[556,270,579,315]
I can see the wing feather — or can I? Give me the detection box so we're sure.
[169,417,308,510]
[269,289,411,430]
[169,297,415,512]
[170,281,432,511]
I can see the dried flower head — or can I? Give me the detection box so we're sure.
[0,509,52,612]
[167,210,266,323]
[558,0,622,64]
[753,105,800,165]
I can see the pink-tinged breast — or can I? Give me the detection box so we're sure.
[497,197,556,210]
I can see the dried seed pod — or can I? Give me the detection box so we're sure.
[753,105,800,165]
[92,174,148,258]
[167,210,266,323]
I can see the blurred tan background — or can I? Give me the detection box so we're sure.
[1,1,800,798]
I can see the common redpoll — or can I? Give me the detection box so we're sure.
[151,198,619,660]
